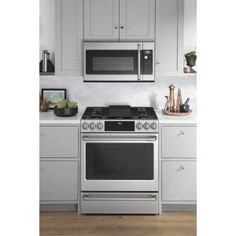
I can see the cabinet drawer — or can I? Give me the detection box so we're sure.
[161,126,196,158]
[162,161,196,201]
[40,160,78,201]
[40,127,78,158]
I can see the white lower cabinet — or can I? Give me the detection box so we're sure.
[161,126,196,158]
[40,160,79,202]
[162,160,196,202]
[40,126,79,158]
[160,123,196,209]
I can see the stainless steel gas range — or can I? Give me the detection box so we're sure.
[80,105,159,214]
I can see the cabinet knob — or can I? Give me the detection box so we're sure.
[114,25,118,29]
[120,25,124,29]
[177,165,185,172]
[177,130,185,136]
[78,59,82,64]
[155,60,160,65]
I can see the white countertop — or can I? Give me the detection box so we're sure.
[40,108,196,125]
[40,109,84,125]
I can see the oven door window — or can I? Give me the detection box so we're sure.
[86,143,153,180]
[86,50,138,74]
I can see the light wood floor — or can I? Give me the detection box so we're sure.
[40,212,196,236]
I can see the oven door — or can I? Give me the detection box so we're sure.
[81,133,158,192]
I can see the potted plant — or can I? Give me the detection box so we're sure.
[54,99,78,117]
[184,51,197,72]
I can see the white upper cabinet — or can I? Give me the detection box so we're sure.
[55,0,83,76]
[155,0,184,76]
[84,0,119,41]
[84,0,155,41]
[120,0,155,41]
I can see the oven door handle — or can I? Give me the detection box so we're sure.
[82,136,157,142]
[82,194,157,201]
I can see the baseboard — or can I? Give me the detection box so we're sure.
[40,204,78,212]
[162,204,196,212]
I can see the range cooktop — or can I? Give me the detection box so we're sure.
[81,106,158,133]
[82,105,157,120]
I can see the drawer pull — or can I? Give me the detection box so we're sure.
[177,130,185,136]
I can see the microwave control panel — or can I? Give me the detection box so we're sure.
[141,50,153,74]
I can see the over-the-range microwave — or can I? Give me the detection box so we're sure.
[83,42,155,82]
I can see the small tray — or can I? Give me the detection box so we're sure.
[162,109,192,116]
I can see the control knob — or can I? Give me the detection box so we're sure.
[89,122,96,130]
[143,122,150,130]
[97,122,103,130]
[150,122,157,129]
[136,122,142,129]
[82,122,89,130]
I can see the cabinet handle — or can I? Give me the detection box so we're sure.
[120,25,124,29]
[177,130,185,136]
[155,60,160,65]
[114,25,118,29]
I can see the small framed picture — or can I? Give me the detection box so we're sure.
[41,88,67,108]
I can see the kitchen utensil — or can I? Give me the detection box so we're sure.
[164,96,169,111]
[40,50,55,73]
[42,50,49,72]
[169,84,175,112]
[176,88,182,112]
[180,104,189,113]
[184,98,190,105]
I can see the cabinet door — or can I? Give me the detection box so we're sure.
[40,126,79,158]
[161,126,196,158]
[40,160,78,201]
[84,0,119,41]
[162,161,196,201]
[55,0,83,76]
[156,0,184,75]
[120,0,155,41]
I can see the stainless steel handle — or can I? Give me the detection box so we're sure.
[82,136,157,142]
[137,43,141,81]
[82,195,157,201]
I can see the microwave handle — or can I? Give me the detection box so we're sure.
[137,43,141,81]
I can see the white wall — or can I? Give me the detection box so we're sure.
[39,0,55,62]
[184,0,197,53]
[40,75,196,111]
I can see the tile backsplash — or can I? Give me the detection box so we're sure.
[40,75,196,111]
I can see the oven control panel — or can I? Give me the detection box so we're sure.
[81,120,158,133]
